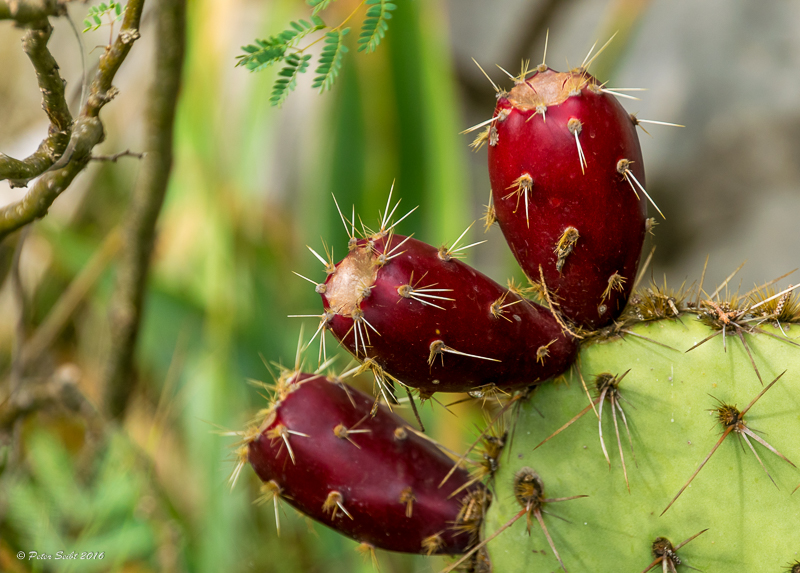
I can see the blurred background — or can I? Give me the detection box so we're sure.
[1,0,799,571]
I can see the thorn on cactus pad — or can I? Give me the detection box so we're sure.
[513,468,588,573]
[538,265,584,339]
[323,490,354,521]
[470,127,491,151]
[600,87,642,101]
[502,173,534,228]
[333,415,372,449]
[471,57,500,93]
[307,243,337,274]
[536,370,635,491]
[554,226,580,274]
[601,272,627,303]
[488,126,499,146]
[618,158,665,219]
[254,481,284,536]
[788,560,800,573]
[640,529,708,573]
[428,340,501,367]
[630,113,685,136]
[266,424,309,465]
[482,192,497,232]
[421,533,445,556]
[442,412,511,497]
[567,118,587,174]
[578,32,617,73]
[331,193,358,250]
[490,291,523,321]
[627,278,689,322]
[661,371,795,515]
[536,339,557,364]
[397,271,455,310]
[438,222,486,261]
[355,543,379,569]
[689,289,800,385]
[292,271,327,293]
[399,487,415,517]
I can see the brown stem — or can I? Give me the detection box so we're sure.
[103,0,186,417]
[0,0,65,24]
[0,22,73,185]
[0,0,145,243]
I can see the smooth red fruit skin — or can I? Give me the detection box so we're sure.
[487,68,647,330]
[248,373,486,554]
[320,234,578,394]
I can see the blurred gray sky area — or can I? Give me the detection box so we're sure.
[449,0,800,292]
[2,0,800,293]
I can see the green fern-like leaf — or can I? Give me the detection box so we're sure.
[82,1,126,32]
[270,54,312,107]
[308,0,338,16]
[236,18,325,72]
[357,0,396,53]
[312,28,350,93]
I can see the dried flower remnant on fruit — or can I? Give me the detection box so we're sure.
[325,246,378,317]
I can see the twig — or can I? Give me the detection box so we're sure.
[0,22,72,186]
[20,228,123,371]
[0,0,146,243]
[0,0,65,24]
[0,365,98,433]
[103,0,186,417]
[9,228,30,392]
[91,149,146,162]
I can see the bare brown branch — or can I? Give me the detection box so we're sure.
[0,0,65,24]
[103,0,186,417]
[0,0,145,242]
[0,22,72,185]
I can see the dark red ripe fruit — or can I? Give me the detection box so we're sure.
[247,372,488,554]
[487,68,647,330]
[319,233,578,395]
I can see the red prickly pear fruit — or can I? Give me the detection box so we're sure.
[487,67,648,330]
[246,372,489,555]
[319,233,578,395]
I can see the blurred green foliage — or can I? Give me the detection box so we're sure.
[1,0,484,571]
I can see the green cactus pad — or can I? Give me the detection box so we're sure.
[485,316,800,572]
